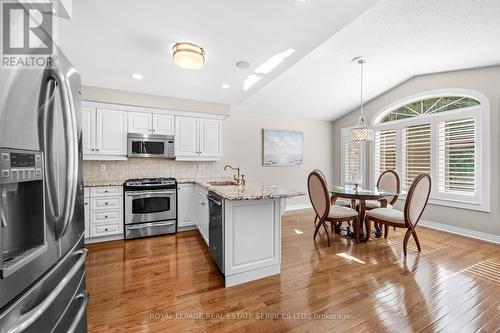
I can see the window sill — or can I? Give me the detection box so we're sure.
[397,195,490,213]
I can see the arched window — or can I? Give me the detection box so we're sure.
[370,90,490,212]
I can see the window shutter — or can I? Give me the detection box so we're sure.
[374,129,397,184]
[402,124,431,190]
[438,118,476,195]
[343,135,361,184]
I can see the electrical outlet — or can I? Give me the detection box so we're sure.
[198,163,204,170]
[100,164,106,172]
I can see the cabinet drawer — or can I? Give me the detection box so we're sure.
[90,222,123,237]
[90,186,123,197]
[90,210,122,224]
[90,196,122,210]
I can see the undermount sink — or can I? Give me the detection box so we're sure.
[207,180,239,186]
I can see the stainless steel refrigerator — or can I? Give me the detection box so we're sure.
[0,47,87,333]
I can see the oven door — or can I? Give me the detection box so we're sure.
[125,190,176,225]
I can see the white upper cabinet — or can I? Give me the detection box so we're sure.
[128,112,152,134]
[200,119,221,157]
[96,109,128,156]
[153,114,175,135]
[175,116,222,160]
[175,117,199,157]
[127,112,174,136]
[82,107,96,155]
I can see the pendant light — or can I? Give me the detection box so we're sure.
[350,57,374,142]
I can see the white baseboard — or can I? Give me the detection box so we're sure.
[285,203,312,212]
[419,219,500,245]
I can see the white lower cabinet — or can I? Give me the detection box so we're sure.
[84,189,90,239]
[84,186,124,241]
[196,185,209,246]
[177,183,195,228]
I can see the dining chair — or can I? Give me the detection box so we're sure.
[307,170,360,246]
[360,170,400,237]
[364,173,431,256]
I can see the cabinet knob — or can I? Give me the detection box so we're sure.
[104,215,108,218]
[91,149,95,151]
[96,149,100,152]
[105,202,109,205]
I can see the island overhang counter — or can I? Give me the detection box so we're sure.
[179,179,305,287]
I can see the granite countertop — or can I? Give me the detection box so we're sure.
[84,177,305,201]
[179,178,306,201]
[83,180,126,187]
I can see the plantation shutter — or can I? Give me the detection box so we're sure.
[343,135,361,184]
[438,118,476,195]
[402,124,431,190]
[374,129,397,185]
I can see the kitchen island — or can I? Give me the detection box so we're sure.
[179,179,305,287]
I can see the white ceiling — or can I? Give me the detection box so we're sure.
[236,0,500,120]
[57,0,378,105]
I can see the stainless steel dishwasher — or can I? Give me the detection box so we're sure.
[207,192,224,273]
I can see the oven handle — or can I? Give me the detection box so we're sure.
[126,221,175,230]
[126,190,176,197]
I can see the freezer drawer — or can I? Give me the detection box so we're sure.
[0,237,87,333]
[52,275,88,333]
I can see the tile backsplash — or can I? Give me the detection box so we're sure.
[83,158,223,182]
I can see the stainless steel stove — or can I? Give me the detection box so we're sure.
[124,178,177,239]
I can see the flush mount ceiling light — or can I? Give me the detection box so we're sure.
[131,73,143,80]
[350,56,374,142]
[172,42,205,70]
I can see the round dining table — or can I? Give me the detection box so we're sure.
[329,185,399,242]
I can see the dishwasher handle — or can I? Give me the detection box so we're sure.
[207,195,222,206]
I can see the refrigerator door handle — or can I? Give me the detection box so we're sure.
[4,249,88,333]
[66,290,89,333]
[48,60,79,239]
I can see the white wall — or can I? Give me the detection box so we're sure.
[332,65,500,236]
[82,87,334,207]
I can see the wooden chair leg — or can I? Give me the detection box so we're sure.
[322,221,331,247]
[313,219,322,241]
[384,224,389,239]
[314,215,318,227]
[403,229,412,256]
[412,230,421,252]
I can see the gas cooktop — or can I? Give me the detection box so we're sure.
[124,177,176,186]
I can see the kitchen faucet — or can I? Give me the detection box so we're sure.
[224,165,245,185]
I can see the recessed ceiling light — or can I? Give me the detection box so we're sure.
[173,42,205,70]
[221,84,230,89]
[255,49,295,75]
[131,73,143,80]
[236,61,250,69]
[243,74,262,91]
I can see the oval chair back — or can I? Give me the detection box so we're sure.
[404,173,431,228]
[307,170,330,221]
[377,170,400,205]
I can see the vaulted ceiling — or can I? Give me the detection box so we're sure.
[58,0,500,120]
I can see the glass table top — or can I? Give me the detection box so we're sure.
[328,185,398,199]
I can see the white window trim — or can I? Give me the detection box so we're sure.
[369,89,490,213]
[340,127,366,186]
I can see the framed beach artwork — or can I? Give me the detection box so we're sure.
[262,129,303,167]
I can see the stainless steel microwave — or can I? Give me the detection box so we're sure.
[127,133,175,158]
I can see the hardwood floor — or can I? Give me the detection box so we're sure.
[85,209,500,333]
